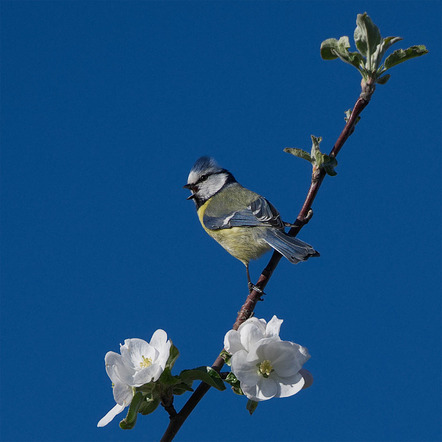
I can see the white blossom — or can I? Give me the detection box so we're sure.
[224,316,311,402]
[224,315,283,354]
[97,330,171,427]
[106,331,171,387]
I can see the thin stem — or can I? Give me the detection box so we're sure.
[161,393,178,419]
[160,357,224,442]
[160,83,374,442]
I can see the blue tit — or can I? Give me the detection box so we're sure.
[184,157,319,290]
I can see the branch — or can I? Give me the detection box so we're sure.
[235,78,375,326]
[160,80,375,442]
[161,393,178,419]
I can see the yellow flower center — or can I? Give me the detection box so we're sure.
[140,355,153,368]
[258,360,273,378]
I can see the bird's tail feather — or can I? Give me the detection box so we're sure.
[264,230,319,264]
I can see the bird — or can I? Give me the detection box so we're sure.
[184,156,319,292]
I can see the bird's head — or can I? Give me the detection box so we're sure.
[184,156,235,208]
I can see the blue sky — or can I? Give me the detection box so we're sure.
[1,1,441,441]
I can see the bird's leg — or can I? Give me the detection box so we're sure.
[246,264,254,291]
[246,264,265,299]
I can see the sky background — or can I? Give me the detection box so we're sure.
[1,1,441,441]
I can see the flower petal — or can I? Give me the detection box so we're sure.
[265,316,283,338]
[237,317,266,333]
[105,351,135,386]
[247,336,280,361]
[274,371,305,398]
[243,376,278,401]
[121,338,157,371]
[149,329,168,349]
[132,364,162,385]
[113,382,133,406]
[256,376,278,400]
[154,338,171,371]
[231,350,260,386]
[97,403,125,427]
[262,341,310,378]
[238,318,267,351]
[223,330,243,354]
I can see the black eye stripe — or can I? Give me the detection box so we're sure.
[195,170,225,185]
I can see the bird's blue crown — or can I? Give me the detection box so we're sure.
[190,156,221,174]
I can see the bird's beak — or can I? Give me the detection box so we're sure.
[183,183,197,200]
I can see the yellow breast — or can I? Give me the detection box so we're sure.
[197,195,271,265]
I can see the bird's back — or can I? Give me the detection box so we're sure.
[202,183,260,217]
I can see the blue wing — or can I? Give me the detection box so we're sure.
[203,196,284,230]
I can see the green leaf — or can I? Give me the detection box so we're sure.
[166,343,179,369]
[320,38,340,60]
[309,135,337,176]
[284,148,312,163]
[246,399,259,415]
[320,37,364,72]
[224,372,239,385]
[345,51,365,71]
[171,382,194,395]
[383,36,403,49]
[119,391,144,430]
[376,73,391,85]
[354,12,381,66]
[371,36,403,74]
[224,372,243,396]
[138,397,160,416]
[219,349,232,366]
[310,135,323,165]
[159,367,182,386]
[333,36,350,55]
[179,366,226,391]
[384,45,428,70]
[322,156,338,176]
[231,385,243,396]
[137,382,155,395]
[334,36,365,70]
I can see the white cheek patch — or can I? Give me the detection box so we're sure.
[198,174,228,200]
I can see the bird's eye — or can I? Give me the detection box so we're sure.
[199,174,208,182]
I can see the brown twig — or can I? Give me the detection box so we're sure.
[161,392,178,419]
[160,80,375,442]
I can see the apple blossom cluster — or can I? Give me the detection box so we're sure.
[224,315,311,402]
[98,316,311,429]
[98,330,171,427]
